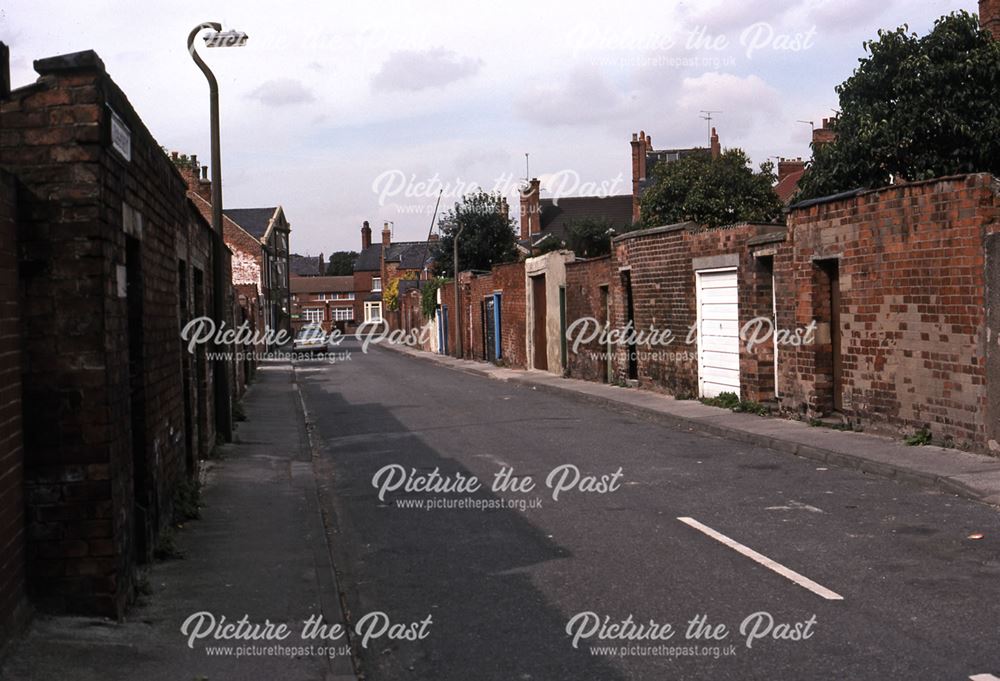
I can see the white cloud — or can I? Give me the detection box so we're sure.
[247,78,316,107]
[514,67,629,127]
[371,49,483,92]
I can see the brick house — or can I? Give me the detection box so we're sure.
[181,158,292,344]
[517,176,632,255]
[353,220,434,325]
[629,129,713,223]
[290,275,355,333]
[289,253,324,277]
[0,48,236,619]
[223,207,291,340]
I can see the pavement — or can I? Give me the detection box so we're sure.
[381,341,1000,508]
[0,362,358,681]
[294,339,1000,680]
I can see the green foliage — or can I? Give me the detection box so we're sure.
[640,149,782,228]
[563,217,619,258]
[905,429,932,446]
[421,277,447,318]
[432,190,518,276]
[383,272,416,312]
[154,529,184,561]
[797,12,1000,200]
[173,478,202,523]
[700,391,770,416]
[700,391,741,409]
[326,251,358,276]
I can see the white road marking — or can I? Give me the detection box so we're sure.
[764,500,825,513]
[970,674,1000,680]
[678,516,844,601]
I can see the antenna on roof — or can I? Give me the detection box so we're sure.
[797,120,815,131]
[699,110,721,142]
[525,153,530,182]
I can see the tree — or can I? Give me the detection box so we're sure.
[326,251,358,276]
[432,190,517,276]
[639,149,782,228]
[797,12,1000,200]
[562,217,618,258]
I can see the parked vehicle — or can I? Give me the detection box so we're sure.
[293,324,327,353]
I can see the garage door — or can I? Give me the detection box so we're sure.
[696,269,740,398]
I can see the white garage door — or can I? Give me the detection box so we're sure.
[696,269,740,398]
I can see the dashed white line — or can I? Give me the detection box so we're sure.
[677,516,844,601]
[969,674,1000,680]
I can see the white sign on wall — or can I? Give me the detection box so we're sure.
[108,107,131,162]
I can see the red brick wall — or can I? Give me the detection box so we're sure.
[453,263,526,367]
[0,51,225,616]
[0,170,29,647]
[611,223,779,398]
[565,257,613,382]
[780,174,1000,449]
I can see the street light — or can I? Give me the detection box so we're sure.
[188,21,248,443]
[452,219,466,357]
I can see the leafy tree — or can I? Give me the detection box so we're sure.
[326,251,358,276]
[564,217,618,257]
[432,190,517,276]
[640,149,782,228]
[383,272,416,311]
[797,12,1000,200]
[421,277,447,318]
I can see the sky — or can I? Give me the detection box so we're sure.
[0,0,981,256]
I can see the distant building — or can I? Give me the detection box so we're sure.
[353,221,435,324]
[290,253,325,277]
[290,275,355,333]
[224,207,291,338]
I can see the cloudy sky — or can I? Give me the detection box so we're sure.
[0,0,979,255]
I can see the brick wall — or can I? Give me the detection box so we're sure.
[780,174,1000,449]
[0,169,29,648]
[565,256,613,382]
[611,222,781,398]
[0,50,227,616]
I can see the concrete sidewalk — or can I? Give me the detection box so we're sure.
[0,362,357,681]
[382,342,1000,508]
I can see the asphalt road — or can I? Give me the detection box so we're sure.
[296,340,1000,681]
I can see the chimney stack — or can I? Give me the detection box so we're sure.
[361,220,372,250]
[382,221,392,250]
[173,151,212,202]
[519,178,541,241]
[982,0,1000,39]
[710,127,721,160]
[778,157,806,184]
[630,130,652,222]
[813,118,837,149]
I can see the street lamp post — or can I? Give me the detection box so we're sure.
[188,21,248,443]
[452,221,466,358]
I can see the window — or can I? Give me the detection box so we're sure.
[336,292,355,300]
[332,307,353,321]
[364,302,382,322]
[372,277,382,292]
[303,308,323,323]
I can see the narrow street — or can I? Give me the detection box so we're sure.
[297,341,1000,680]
